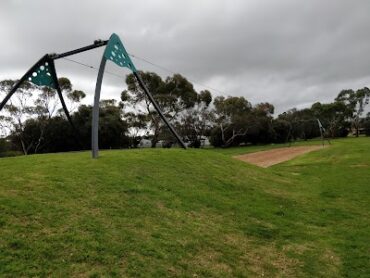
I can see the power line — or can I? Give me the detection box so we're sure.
[128,53,228,95]
[62,57,125,80]
[61,54,228,95]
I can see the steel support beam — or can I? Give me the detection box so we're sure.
[51,40,108,60]
[133,71,187,149]
[49,58,82,146]
[91,57,107,158]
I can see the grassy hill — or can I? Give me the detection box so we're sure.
[0,138,369,277]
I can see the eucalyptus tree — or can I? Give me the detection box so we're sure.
[0,77,85,154]
[311,101,349,138]
[335,87,370,136]
[179,90,213,147]
[212,96,252,146]
[123,71,198,147]
[0,80,37,154]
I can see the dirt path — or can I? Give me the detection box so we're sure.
[233,145,326,168]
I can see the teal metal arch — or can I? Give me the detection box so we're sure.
[92,33,186,158]
[104,33,136,72]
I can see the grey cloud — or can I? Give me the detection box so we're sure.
[1,0,369,114]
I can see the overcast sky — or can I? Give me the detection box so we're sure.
[1,0,370,114]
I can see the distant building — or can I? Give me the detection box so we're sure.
[180,136,211,148]
[138,138,151,148]
[155,140,164,148]
[200,136,211,147]
[352,128,366,136]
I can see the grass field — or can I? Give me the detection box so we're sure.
[0,138,369,277]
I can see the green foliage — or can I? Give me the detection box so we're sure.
[309,101,350,138]
[364,115,370,136]
[0,138,10,154]
[335,87,370,136]
[123,71,207,147]
[0,138,369,276]
[6,101,130,154]
[214,96,252,119]
[272,119,290,143]
[0,77,86,154]
[211,96,277,146]
[278,108,321,140]
[1,75,368,152]
[198,90,212,106]
[71,103,130,151]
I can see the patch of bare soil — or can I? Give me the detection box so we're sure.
[234,146,326,168]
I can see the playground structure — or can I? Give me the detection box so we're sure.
[317,118,331,146]
[0,33,186,158]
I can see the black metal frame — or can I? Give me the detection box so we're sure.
[134,72,186,149]
[91,35,187,158]
[0,40,108,111]
[0,40,108,146]
[91,57,187,158]
[1,37,187,157]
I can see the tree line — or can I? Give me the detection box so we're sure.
[1,72,370,156]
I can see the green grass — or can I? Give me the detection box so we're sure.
[0,138,369,277]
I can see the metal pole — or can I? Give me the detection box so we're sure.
[317,119,324,146]
[91,57,107,158]
[133,72,187,149]
[51,40,108,60]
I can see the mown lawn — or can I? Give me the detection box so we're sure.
[0,138,369,277]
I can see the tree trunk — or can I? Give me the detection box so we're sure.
[20,138,28,155]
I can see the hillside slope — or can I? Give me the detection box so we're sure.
[0,138,369,277]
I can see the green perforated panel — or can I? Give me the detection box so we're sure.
[104,33,136,72]
[27,61,56,88]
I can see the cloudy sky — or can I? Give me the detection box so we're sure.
[1,0,369,114]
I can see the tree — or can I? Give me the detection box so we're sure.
[179,90,213,147]
[278,108,320,141]
[335,88,370,137]
[352,88,370,136]
[364,113,370,136]
[123,71,198,147]
[311,102,349,138]
[0,77,85,154]
[124,112,147,148]
[98,100,129,149]
[14,99,130,154]
[212,96,252,147]
[0,138,10,153]
[58,77,86,112]
[123,72,165,147]
[272,119,291,143]
[0,80,37,154]
[248,103,275,144]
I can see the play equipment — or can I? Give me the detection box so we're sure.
[317,118,331,146]
[0,33,186,158]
